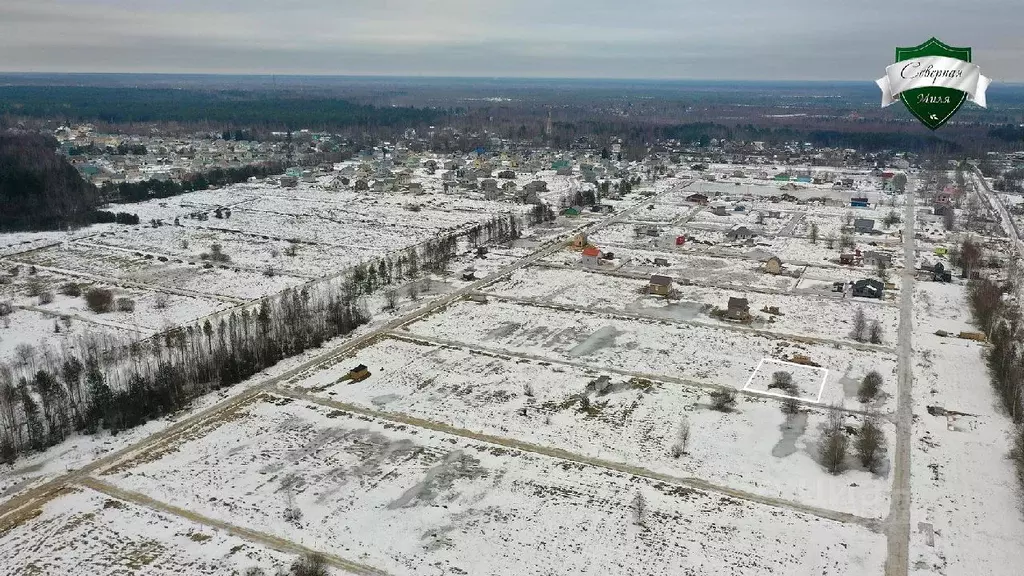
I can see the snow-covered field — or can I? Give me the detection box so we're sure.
[482,265,900,345]
[288,336,895,518]
[909,281,1024,576]
[1,486,300,575]
[402,298,899,409]
[99,394,886,575]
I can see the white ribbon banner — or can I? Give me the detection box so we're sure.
[875,55,991,108]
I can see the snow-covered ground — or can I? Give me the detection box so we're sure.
[909,281,1024,575]
[1,486,303,575]
[100,394,887,575]
[482,265,900,345]
[402,298,899,410]
[287,335,895,518]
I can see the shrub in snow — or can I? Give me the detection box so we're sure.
[858,371,883,403]
[84,288,114,313]
[37,291,54,305]
[710,390,736,412]
[116,297,136,313]
[855,417,886,473]
[59,282,82,297]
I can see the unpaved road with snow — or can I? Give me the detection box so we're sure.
[885,180,916,576]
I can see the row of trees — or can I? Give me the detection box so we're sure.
[965,269,1024,499]
[0,211,527,461]
[98,161,287,204]
[0,277,369,460]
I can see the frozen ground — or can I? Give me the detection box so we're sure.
[402,298,899,410]
[1,486,302,575]
[100,394,887,575]
[908,281,1024,576]
[482,265,900,345]
[287,335,895,518]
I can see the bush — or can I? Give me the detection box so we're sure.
[769,371,796,394]
[855,417,886,473]
[25,279,45,297]
[154,294,169,309]
[710,390,737,412]
[60,282,82,297]
[0,301,12,317]
[859,371,883,403]
[289,553,328,576]
[37,291,54,305]
[116,297,136,313]
[84,288,114,313]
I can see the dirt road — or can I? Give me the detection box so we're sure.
[884,179,916,576]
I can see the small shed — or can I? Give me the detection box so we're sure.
[764,256,783,275]
[851,197,870,208]
[726,225,754,240]
[854,218,875,233]
[726,297,751,320]
[649,274,673,296]
[687,193,709,204]
[346,364,370,382]
[582,246,602,267]
[654,257,670,267]
[711,204,730,216]
[840,253,856,265]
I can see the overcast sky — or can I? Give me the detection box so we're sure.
[3,0,1022,81]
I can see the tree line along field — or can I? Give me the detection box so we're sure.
[0,168,535,465]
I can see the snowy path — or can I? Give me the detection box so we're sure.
[885,179,916,575]
[78,476,389,576]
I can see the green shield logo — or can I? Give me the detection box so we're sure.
[876,38,992,130]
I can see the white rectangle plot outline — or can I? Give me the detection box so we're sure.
[742,357,829,404]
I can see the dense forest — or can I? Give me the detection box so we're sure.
[0,132,100,231]
[0,86,445,130]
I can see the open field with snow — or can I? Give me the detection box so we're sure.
[482,265,900,345]
[0,486,300,575]
[401,298,899,410]
[908,281,1024,576]
[97,393,887,575]
[287,335,895,518]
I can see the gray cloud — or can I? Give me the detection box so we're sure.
[1,0,1021,80]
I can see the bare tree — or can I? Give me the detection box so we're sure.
[943,208,955,231]
[631,490,648,527]
[869,320,883,344]
[383,289,398,312]
[851,308,867,342]
[670,417,690,458]
[961,239,982,279]
[825,233,837,249]
[855,416,886,473]
[407,280,420,301]
[820,405,849,475]
[809,223,819,244]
